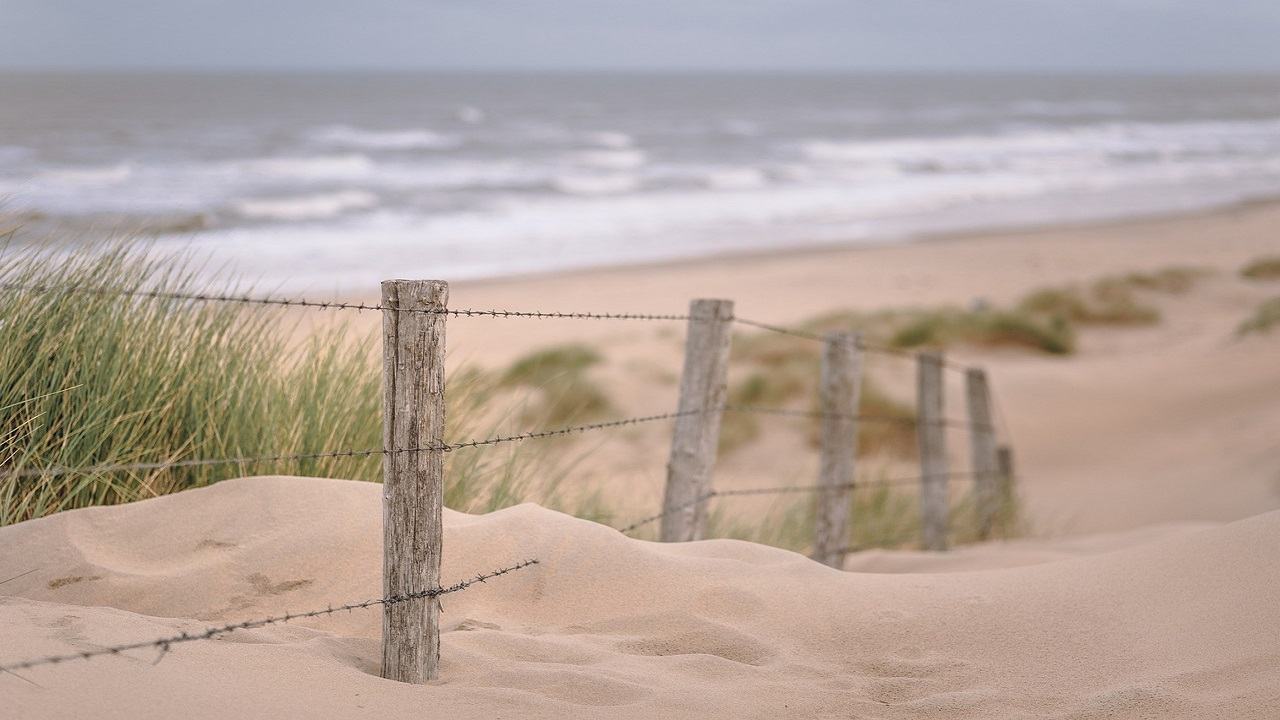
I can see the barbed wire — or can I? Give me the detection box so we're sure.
[4,283,992,373]
[0,283,693,321]
[723,404,986,430]
[5,400,994,480]
[618,471,977,534]
[729,316,827,342]
[3,409,703,479]
[0,559,538,674]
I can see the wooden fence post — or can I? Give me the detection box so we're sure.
[917,350,949,551]
[660,298,734,542]
[965,368,999,540]
[997,444,1016,529]
[381,279,448,684]
[811,332,862,568]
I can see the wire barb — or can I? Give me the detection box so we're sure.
[0,559,539,674]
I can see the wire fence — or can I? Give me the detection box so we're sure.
[0,278,1014,680]
[3,403,982,480]
[616,471,978,534]
[1,282,977,370]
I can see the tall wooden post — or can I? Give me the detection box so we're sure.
[917,350,949,551]
[965,368,999,540]
[381,279,448,684]
[661,298,734,542]
[811,332,862,568]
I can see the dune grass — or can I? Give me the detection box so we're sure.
[721,332,917,456]
[1018,283,1159,326]
[704,469,1022,553]
[1016,266,1209,329]
[499,343,613,426]
[0,242,599,525]
[1236,297,1280,337]
[889,308,1076,354]
[1240,256,1280,281]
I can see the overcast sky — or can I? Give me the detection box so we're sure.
[3,0,1280,73]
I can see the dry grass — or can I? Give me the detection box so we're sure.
[1017,266,1210,328]
[702,468,1023,552]
[1241,256,1280,281]
[720,333,917,456]
[499,343,614,426]
[889,308,1076,354]
[1237,297,1280,337]
[0,241,602,525]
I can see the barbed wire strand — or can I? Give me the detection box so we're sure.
[723,404,982,430]
[0,283,693,322]
[0,559,538,674]
[6,402,995,480]
[4,409,703,479]
[618,471,977,534]
[3,284,992,373]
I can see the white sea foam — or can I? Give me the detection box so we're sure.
[553,174,641,195]
[232,190,379,221]
[309,125,462,150]
[234,154,377,181]
[572,149,648,170]
[704,167,768,190]
[37,162,134,185]
[798,118,1280,176]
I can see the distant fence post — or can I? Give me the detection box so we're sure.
[965,368,999,540]
[997,444,1016,531]
[917,350,949,551]
[381,279,448,684]
[811,332,862,568]
[661,298,734,542]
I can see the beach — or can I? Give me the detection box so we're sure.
[3,200,1280,717]
[420,199,1280,535]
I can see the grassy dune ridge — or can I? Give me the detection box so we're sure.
[0,243,588,524]
[0,240,1020,552]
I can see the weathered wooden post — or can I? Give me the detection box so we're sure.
[811,332,862,568]
[381,279,448,684]
[660,298,734,542]
[965,368,999,540]
[917,350,949,551]
[996,444,1016,532]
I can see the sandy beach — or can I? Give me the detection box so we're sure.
[422,200,1280,535]
[4,202,1280,717]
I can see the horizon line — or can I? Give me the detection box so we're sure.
[3,65,1280,77]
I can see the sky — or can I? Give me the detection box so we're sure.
[2,0,1280,73]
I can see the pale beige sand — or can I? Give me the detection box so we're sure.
[3,476,1279,718]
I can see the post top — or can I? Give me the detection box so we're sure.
[688,297,734,319]
[380,279,449,309]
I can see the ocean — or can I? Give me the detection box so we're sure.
[2,72,1280,291]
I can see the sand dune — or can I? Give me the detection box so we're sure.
[3,475,1278,718]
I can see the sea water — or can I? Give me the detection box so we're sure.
[2,72,1279,290]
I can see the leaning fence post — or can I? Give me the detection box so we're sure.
[917,350,949,551]
[381,279,448,684]
[811,332,862,568]
[965,368,1000,540]
[660,298,734,542]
